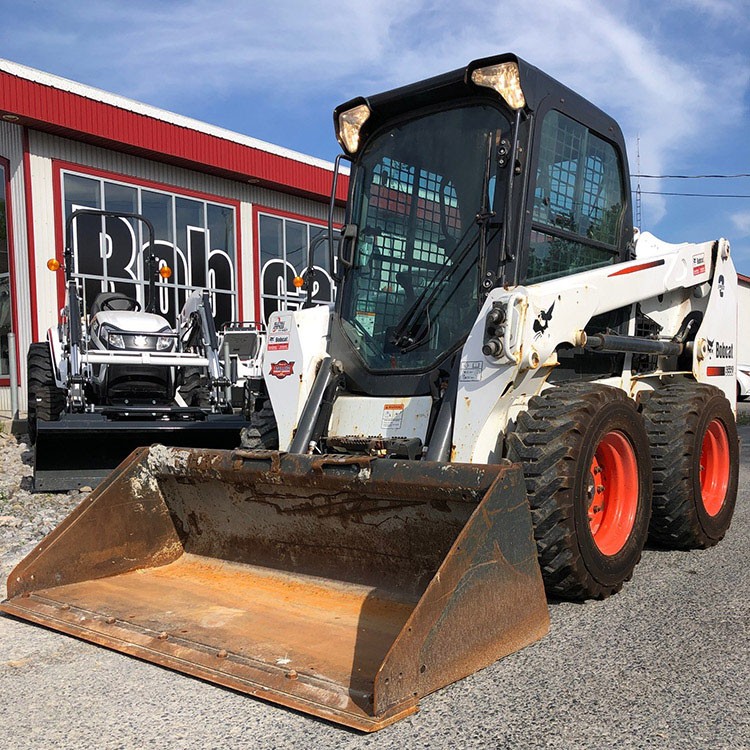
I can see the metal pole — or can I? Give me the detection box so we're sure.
[8,331,18,419]
[222,340,232,404]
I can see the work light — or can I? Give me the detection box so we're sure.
[471,62,526,110]
[337,104,371,154]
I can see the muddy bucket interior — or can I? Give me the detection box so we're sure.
[2,447,549,731]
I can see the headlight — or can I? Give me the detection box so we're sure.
[131,335,150,349]
[337,103,371,154]
[157,336,174,351]
[107,331,125,349]
[471,62,526,110]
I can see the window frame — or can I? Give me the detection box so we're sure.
[253,204,338,324]
[51,160,243,327]
[520,106,631,285]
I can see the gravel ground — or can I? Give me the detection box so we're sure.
[0,430,86,587]
[0,425,748,750]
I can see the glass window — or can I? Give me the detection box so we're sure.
[285,220,307,275]
[0,163,10,377]
[104,182,137,215]
[64,173,100,216]
[340,104,508,372]
[526,110,624,283]
[62,171,238,327]
[259,212,336,323]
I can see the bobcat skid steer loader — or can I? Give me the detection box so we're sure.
[3,55,738,731]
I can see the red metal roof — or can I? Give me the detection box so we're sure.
[0,66,348,204]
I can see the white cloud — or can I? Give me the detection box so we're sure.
[732,211,750,236]
[3,0,749,233]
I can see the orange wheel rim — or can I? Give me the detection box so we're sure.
[587,431,639,556]
[700,419,730,516]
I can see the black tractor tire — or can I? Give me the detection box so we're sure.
[27,341,65,445]
[239,397,279,450]
[641,381,738,549]
[179,368,211,408]
[507,383,652,600]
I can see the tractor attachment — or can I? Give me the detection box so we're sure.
[2,447,548,731]
[33,412,249,491]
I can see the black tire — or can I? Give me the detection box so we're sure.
[239,397,279,450]
[507,383,652,600]
[27,341,65,445]
[641,382,738,549]
[179,368,211,408]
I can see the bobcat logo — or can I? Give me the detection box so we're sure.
[533,301,555,338]
[706,339,715,355]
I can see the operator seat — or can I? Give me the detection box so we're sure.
[90,292,139,317]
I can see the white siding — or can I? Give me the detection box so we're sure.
[0,122,30,414]
[738,278,750,364]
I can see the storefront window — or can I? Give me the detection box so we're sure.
[259,212,336,323]
[62,170,237,327]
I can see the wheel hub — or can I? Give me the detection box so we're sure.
[587,431,639,556]
[699,418,730,517]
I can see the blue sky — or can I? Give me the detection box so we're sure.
[2,0,750,270]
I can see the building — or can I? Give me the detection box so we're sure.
[0,58,347,417]
[738,274,750,360]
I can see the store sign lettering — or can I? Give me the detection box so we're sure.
[261,259,335,323]
[72,211,235,325]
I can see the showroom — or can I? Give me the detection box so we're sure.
[0,58,346,415]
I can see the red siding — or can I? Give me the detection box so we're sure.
[1,70,349,204]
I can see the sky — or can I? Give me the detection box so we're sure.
[2,0,750,270]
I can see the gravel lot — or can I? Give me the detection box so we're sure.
[0,431,85,585]
[1,425,748,750]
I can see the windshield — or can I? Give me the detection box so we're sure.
[339,104,510,371]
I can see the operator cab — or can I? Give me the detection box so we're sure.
[329,53,632,397]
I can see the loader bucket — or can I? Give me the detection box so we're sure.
[2,447,549,731]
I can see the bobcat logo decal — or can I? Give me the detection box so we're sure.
[533,301,555,338]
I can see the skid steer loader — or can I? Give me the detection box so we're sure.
[2,54,739,731]
[27,208,247,491]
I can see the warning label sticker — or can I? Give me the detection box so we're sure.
[355,310,376,336]
[381,403,404,430]
[460,361,484,382]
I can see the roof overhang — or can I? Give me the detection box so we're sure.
[0,59,347,204]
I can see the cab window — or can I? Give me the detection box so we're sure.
[526,110,625,283]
